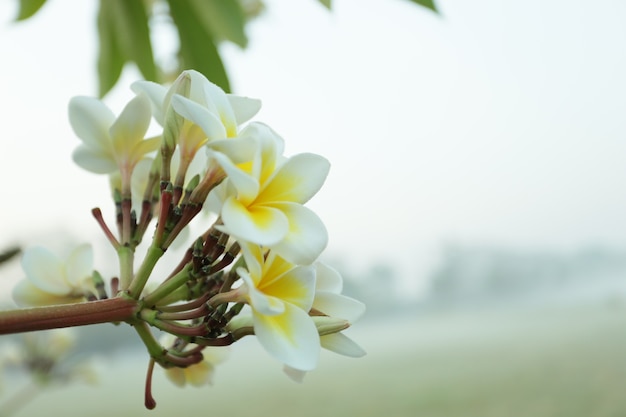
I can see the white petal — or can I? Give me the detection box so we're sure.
[240,123,284,182]
[21,247,69,295]
[211,151,259,204]
[208,136,257,164]
[64,244,93,287]
[186,361,213,387]
[315,262,343,293]
[198,75,238,135]
[313,292,366,322]
[171,94,227,141]
[261,265,316,312]
[72,145,117,174]
[238,267,285,315]
[12,280,81,307]
[227,95,262,124]
[321,333,366,358]
[68,96,115,150]
[269,203,328,265]
[282,365,307,383]
[238,242,263,279]
[253,303,320,371]
[131,81,168,125]
[258,153,330,205]
[109,93,152,152]
[205,180,231,214]
[165,367,186,387]
[221,197,289,245]
[185,70,218,112]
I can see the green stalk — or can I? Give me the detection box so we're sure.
[117,245,134,291]
[142,263,192,307]
[133,321,165,360]
[127,244,165,298]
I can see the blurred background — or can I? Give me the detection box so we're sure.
[1,0,626,416]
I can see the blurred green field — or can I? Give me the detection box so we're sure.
[7,300,626,417]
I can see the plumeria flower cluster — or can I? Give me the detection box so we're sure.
[7,70,365,408]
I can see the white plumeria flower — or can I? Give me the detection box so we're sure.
[283,263,366,382]
[165,355,223,388]
[313,262,366,357]
[211,123,330,265]
[132,70,261,130]
[160,334,229,387]
[233,242,320,371]
[132,70,261,185]
[12,244,94,307]
[69,94,160,182]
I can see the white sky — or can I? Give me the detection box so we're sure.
[1,0,626,296]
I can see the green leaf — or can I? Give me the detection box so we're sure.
[97,1,125,97]
[15,0,47,21]
[96,0,157,97]
[0,246,20,265]
[317,0,332,10]
[167,0,231,93]
[188,0,248,48]
[406,0,438,13]
[111,0,157,82]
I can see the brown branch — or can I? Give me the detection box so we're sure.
[0,297,139,335]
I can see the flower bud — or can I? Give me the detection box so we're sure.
[311,316,350,336]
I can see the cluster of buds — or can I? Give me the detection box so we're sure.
[8,70,364,408]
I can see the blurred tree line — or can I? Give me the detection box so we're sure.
[429,244,626,301]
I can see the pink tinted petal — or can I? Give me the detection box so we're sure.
[321,333,366,358]
[313,291,366,322]
[221,197,288,245]
[269,203,328,265]
[253,303,320,371]
[258,153,330,205]
[68,96,115,149]
[72,145,117,174]
[21,247,68,295]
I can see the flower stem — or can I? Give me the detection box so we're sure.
[142,263,192,307]
[127,244,165,298]
[117,245,135,291]
[0,297,139,335]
